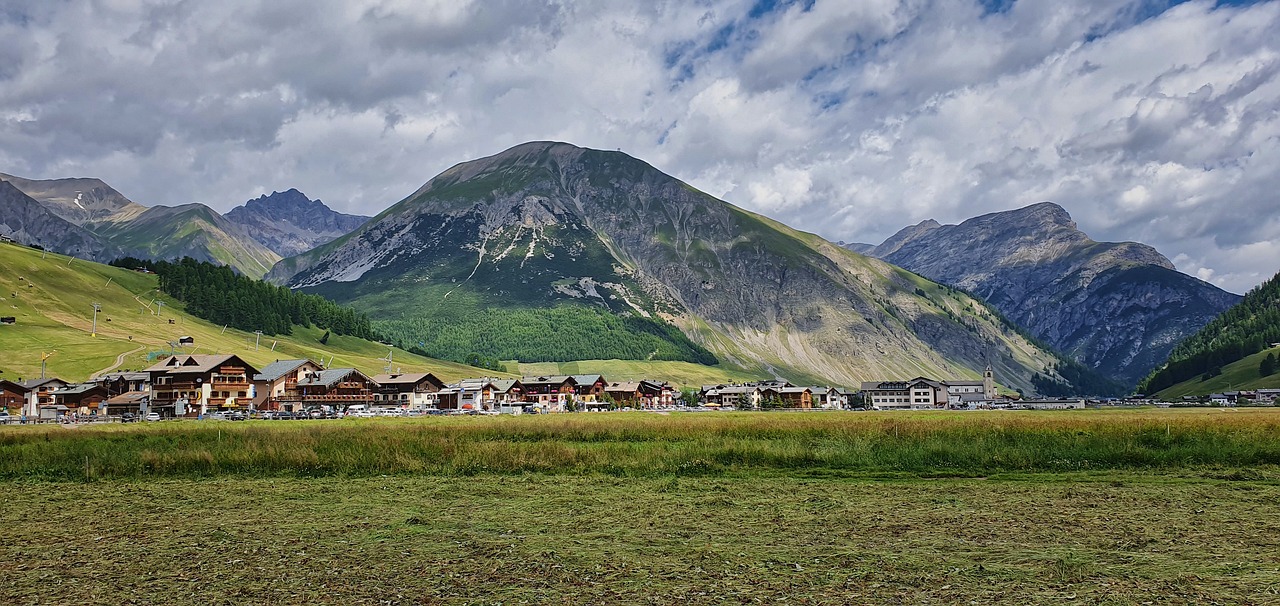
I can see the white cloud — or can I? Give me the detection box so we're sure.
[0,0,1277,294]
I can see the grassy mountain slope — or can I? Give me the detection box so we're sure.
[0,241,495,383]
[90,204,282,279]
[0,172,146,225]
[1153,345,1280,399]
[1144,269,1280,397]
[270,141,1099,394]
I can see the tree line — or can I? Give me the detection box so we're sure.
[1140,270,1280,394]
[376,304,719,366]
[111,257,379,341]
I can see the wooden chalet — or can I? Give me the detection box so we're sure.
[50,383,109,414]
[604,379,670,409]
[0,377,69,417]
[371,372,446,409]
[760,386,813,409]
[252,359,325,411]
[521,376,577,408]
[570,374,608,402]
[295,368,375,408]
[144,354,260,417]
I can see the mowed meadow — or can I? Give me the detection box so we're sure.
[4,408,1280,480]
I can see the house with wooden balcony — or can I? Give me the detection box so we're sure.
[294,368,375,408]
[521,376,578,408]
[253,359,325,412]
[50,383,109,414]
[371,372,446,409]
[570,374,608,403]
[1,377,70,417]
[144,354,260,417]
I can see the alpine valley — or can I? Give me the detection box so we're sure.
[845,203,1241,385]
[267,141,1115,393]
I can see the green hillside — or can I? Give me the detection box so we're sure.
[1142,269,1280,395]
[1154,345,1280,399]
[90,204,281,279]
[0,241,498,383]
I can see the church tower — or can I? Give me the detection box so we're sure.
[983,365,996,399]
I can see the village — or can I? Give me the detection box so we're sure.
[6,351,1261,424]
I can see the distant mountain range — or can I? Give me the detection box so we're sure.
[844,203,1241,385]
[0,173,365,278]
[267,141,1105,393]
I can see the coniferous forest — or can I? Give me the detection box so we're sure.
[1140,270,1280,393]
[111,257,379,340]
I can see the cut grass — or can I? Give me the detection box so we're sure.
[1156,344,1280,399]
[1,474,1278,604]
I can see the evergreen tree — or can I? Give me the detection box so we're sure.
[1261,353,1278,377]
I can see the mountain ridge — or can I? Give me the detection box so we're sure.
[226,188,368,257]
[852,202,1239,385]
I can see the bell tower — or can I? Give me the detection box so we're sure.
[983,365,996,399]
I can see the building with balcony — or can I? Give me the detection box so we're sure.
[371,372,446,409]
[253,359,325,411]
[144,354,260,417]
[294,368,375,409]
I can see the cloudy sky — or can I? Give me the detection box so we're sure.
[1,0,1277,293]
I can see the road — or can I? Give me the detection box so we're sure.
[90,346,144,380]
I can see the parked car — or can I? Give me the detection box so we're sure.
[0,411,12,424]
[120,412,138,423]
[144,412,162,422]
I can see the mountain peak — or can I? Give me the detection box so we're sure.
[226,189,368,258]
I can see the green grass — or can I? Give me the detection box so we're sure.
[514,359,761,386]
[1157,344,1280,399]
[3,408,1280,603]
[0,241,498,382]
[4,408,1280,481]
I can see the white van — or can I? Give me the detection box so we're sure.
[344,405,373,418]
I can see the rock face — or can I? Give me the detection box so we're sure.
[1,172,282,278]
[269,141,1097,392]
[225,189,368,257]
[0,180,120,261]
[0,172,146,225]
[858,202,1241,385]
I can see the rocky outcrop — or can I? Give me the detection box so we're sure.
[225,189,367,257]
[0,180,120,261]
[270,141,1097,392]
[860,202,1240,385]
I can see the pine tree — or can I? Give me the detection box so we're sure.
[1261,353,1278,377]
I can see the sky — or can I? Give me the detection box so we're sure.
[0,0,1277,294]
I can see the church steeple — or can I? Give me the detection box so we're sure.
[983,365,996,399]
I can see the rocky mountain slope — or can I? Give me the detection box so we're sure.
[1,172,282,279]
[0,180,120,261]
[0,172,147,225]
[853,202,1240,385]
[268,141,1102,392]
[225,189,368,257]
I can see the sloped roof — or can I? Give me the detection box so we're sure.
[106,391,149,405]
[51,383,106,396]
[521,375,576,386]
[254,359,316,382]
[371,372,443,388]
[570,374,604,385]
[298,368,367,388]
[16,377,67,390]
[144,354,256,376]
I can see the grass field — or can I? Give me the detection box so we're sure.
[0,241,496,383]
[3,409,1279,604]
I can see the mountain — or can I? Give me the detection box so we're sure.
[0,180,120,261]
[1141,269,1280,396]
[225,189,368,257]
[1,172,281,279]
[268,141,1105,393]
[856,202,1241,385]
[91,203,281,278]
[0,172,147,225]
